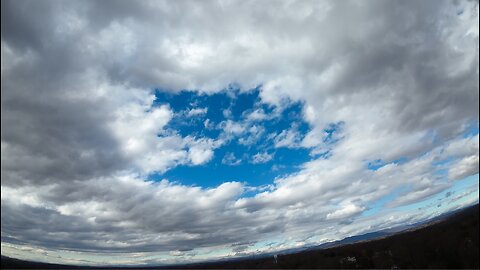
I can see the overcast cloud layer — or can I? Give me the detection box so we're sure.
[1,0,479,266]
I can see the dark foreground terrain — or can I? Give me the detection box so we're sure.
[2,204,479,269]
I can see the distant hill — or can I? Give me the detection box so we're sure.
[2,203,478,269]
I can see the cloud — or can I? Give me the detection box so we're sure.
[1,0,479,265]
[388,183,451,208]
[448,155,480,180]
[219,120,246,137]
[238,125,266,146]
[441,134,479,158]
[186,137,221,165]
[186,107,208,117]
[245,108,270,121]
[251,152,274,164]
[222,152,242,166]
[273,125,304,149]
[326,203,365,220]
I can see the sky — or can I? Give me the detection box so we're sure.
[1,0,479,266]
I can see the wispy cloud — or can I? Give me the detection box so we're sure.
[251,152,274,164]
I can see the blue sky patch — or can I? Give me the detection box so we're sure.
[462,119,479,138]
[362,185,409,217]
[367,159,387,171]
[149,87,313,188]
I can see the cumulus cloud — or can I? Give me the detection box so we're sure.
[251,152,274,164]
[1,0,479,266]
[186,137,221,165]
[273,126,304,149]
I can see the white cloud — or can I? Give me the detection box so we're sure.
[187,138,218,165]
[217,119,267,146]
[251,152,274,164]
[108,95,220,173]
[245,108,269,121]
[186,107,208,117]
[261,76,304,107]
[273,126,304,148]
[326,203,364,220]
[238,125,265,146]
[449,155,480,180]
[203,119,214,129]
[223,109,233,119]
[441,134,479,158]
[389,183,450,208]
[219,120,246,136]
[221,152,242,166]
